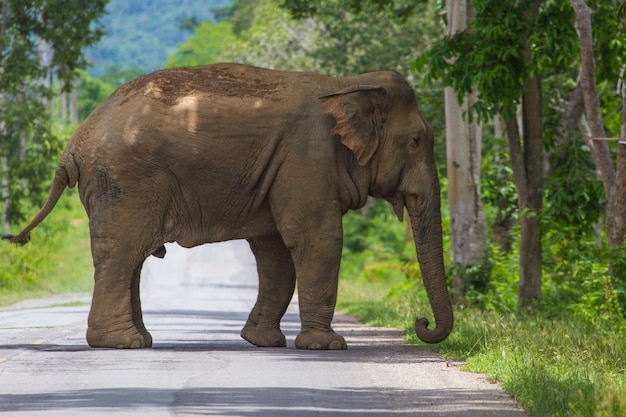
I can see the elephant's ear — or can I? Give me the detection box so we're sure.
[319,85,387,166]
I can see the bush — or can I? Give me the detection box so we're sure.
[0,191,92,305]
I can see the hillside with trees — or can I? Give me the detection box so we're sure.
[86,0,230,76]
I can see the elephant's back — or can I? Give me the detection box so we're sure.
[114,64,296,105]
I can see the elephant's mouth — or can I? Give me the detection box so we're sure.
[389,193,423,223]
[389,194,407,221]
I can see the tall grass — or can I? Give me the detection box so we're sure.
[0,191,93,305]
[338,272,626,417]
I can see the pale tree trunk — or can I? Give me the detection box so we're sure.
[509,0,544,311]
[445,0,488,304]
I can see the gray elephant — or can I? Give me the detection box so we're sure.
[4,63,452,349]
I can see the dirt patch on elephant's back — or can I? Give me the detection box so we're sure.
[117,66,284,107]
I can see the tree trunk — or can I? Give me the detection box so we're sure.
[505,112,542,311]
[505,0,544,311]
[572,0,625,249]
[608,1,626,248]
[445,0,487,304]
[572,0,615,191]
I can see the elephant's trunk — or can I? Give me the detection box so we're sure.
[406,189,453,344]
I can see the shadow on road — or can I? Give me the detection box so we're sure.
[0,386,520,416]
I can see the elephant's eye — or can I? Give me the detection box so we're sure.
[411,135,420,146]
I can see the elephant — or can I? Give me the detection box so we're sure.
[4,63,453,349]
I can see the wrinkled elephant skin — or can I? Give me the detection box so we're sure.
[5,64,452,349]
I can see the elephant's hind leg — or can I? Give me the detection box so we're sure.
[86,236,152,349]
[241,234,296,347]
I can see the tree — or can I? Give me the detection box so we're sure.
[220,0,319,71]
[0,0,106,232]
[512,0,544,310]
[444,0,488,303]
[417,0,547,309]
[76,71,115,121]
[280,0,440,79]
[164,21,237,68]
[570,0,626,288]
[419,0,626,307]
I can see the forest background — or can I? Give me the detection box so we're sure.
[1,0,626,416]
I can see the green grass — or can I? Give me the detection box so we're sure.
[337,273,626,417]
[0,191,93,306]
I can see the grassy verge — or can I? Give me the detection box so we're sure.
[0,191,93,306]
[337,272,626,417]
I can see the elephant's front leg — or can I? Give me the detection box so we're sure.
[241,234,296,347]
[86,237,152,349]
[275,209,347,350]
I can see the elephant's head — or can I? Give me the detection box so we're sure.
[320,72,453,344]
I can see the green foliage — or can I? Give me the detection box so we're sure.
[0,191,92,304]
[589,0,626,85]
[414,0,529,122]
[343,201,411,259]
[527,1,579,77]
[1,0,106,224]
[0,96,63,224]
[213,0,261,35]
[544,139,605,231]
[414,0,583,123]
[165,21,237,68]
[281,0,424,21]
[76,71,115,121]
[481,134,518,222]
[97,65,146,89]
[299,0,442,78]
[218,0,319,71]
[1,0,106,88]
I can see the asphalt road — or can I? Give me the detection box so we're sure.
[0,241,527,416]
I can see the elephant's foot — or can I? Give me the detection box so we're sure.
[86,324,153,349]
[295,329,347,350]
[241,319,286,347]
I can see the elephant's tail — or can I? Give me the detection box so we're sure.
[2,151,79,246]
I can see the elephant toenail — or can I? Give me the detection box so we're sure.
[329,340,343,350]
[308,343,322,350]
